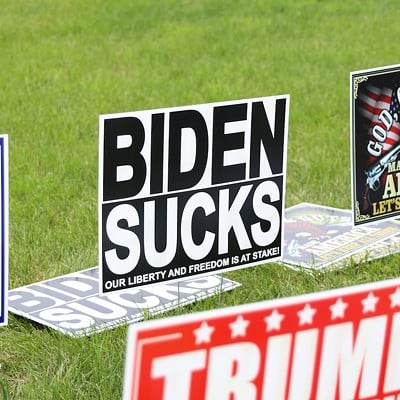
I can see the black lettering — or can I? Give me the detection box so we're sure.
[250,98,286,177]
[150,113,165,194]
[103,117,146,201]
[212,103,247,184]
[168,110,208,191]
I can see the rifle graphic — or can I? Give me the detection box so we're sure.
[362,142,400,210]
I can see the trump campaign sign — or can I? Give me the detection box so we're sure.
[99,96,289,293]
[123,278,400,400]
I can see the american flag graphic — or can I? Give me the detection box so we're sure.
[358,84,400,156]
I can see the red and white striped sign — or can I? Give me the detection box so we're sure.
[123,278,400,400]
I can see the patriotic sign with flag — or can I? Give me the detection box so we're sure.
[357,84,400,152]
[351,64,400,224]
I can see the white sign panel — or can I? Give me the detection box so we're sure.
[8,267,240,337]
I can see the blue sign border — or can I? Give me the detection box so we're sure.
[0,136,8,326]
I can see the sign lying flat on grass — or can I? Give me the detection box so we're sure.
[351,64,400,224]
[124,277,400,400]
[0,135,7,327]
[282,202,400,270]
[99,95,289,293]
[8,267,240,337]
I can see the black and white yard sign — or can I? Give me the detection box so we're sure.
[0,135,8,326]
[100,96,289,293]
[8,267,240,337]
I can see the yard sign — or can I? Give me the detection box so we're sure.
[99,96,289,293]
[124,277,400,400]
[351,64,400,224]
[8,267,239,337]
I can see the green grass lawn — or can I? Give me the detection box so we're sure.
[1,0,400,398]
